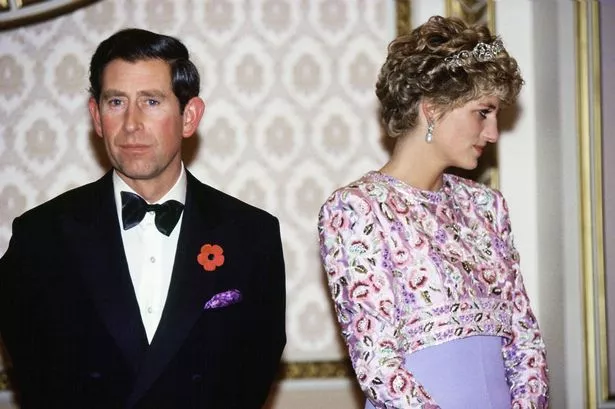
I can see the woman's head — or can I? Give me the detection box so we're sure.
[375,15,523,138]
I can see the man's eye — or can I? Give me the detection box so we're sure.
[479,109,490,119]
[146,99,160,106]
[109,98,123,106]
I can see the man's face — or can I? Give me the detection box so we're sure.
[89,58,202,194]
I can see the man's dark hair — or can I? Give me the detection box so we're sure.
[88,28,200,113]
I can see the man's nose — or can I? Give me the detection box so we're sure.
[123,104,143,132]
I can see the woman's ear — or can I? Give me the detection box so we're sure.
[420,99,437,125]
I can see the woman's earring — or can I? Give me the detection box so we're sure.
[425,122,434,143]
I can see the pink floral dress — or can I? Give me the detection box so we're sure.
[318,171,549,409]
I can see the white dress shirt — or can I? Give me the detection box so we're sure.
[113,167,186,343]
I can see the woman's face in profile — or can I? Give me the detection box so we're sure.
[430,95,501,171]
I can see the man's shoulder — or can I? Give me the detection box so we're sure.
[187,172,278,224]
[17,174,109,224]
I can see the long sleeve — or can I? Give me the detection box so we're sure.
[496,193,549,408]
[318,189,440,409]
[0,216,46,403]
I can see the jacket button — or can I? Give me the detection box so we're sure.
[191,374,203,383]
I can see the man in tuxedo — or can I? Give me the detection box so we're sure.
[0,28,286,409]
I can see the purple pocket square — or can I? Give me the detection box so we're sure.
[203,289,242,310]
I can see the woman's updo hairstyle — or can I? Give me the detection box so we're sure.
[375,15,523,138]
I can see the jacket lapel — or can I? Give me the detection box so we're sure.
[127,172,227,406]
[66,172,148,374]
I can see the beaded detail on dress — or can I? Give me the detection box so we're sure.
[318,171,549,409]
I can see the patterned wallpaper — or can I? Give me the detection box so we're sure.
[0,0,391,375]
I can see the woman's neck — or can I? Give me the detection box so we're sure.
[380,135,445,192]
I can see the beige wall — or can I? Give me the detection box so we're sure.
[0,0,392,407]
[0,0,391,357]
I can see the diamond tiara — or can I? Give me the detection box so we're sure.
[444,39,505,68]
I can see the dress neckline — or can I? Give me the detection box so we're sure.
[366,170,453,204]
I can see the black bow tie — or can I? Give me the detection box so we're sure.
[120,191,184,236]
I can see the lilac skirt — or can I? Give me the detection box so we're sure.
[364,336,511,409]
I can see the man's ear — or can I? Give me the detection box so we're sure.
[182,97,206,138]
[88,97,103,137]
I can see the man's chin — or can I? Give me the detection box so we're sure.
[115,168,159,182]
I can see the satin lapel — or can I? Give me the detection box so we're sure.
[66,172,147,373]
[128,173,223,406]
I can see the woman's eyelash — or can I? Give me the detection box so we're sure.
[479,109,492,118]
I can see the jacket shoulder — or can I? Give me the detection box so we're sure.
[14,175,109,226]
[188,172,279,225]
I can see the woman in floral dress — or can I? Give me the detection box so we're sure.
[318,15,548,409]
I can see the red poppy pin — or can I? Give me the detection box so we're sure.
[197,244,225,272]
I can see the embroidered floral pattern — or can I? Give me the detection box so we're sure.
[318,171,549,408]
[197,244,225,271]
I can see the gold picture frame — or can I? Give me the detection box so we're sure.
[577,1,615,407]
[445,0,495,32]
[0,0,99,31]
[278,359,353,380]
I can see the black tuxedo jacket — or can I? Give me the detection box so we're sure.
[0,171,286,409]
